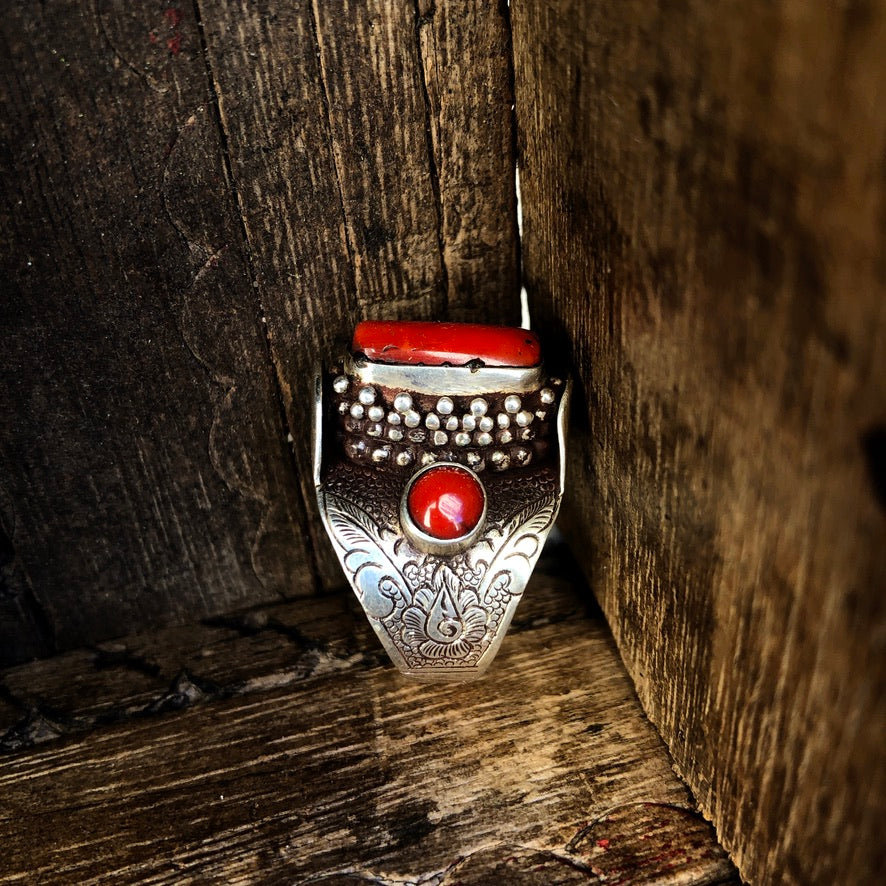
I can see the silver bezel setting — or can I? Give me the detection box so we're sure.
[398,462,488,556]
[347,353,544,396]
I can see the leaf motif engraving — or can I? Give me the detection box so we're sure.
[326,500,386,548]
[323,493,409,618]
[476,495,557,606]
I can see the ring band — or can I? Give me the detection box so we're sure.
[314,321,570,682]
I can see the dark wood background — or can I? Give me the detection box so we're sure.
[0,0,518,661]
[512,0,886,883]
[2,1,884,883]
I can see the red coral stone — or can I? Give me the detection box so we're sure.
[406,465,485,540]
[353,321,541,367]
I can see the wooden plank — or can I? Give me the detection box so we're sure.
[0,554,583,743]
[0,487,52,662]
[198,0,521,584]
[0,568,738,884]
[0,1,317,663]
[512,1,886,883]
[0,595,378,746]
[0,0,521,654]
[416,0,521,321]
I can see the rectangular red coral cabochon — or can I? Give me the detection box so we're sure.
[352,321,542,368]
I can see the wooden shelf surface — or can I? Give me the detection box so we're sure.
[0,554,739,884]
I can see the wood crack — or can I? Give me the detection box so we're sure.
[190,0,321,596]
[0,644,374,755]
[307,0,360,293]
[412,0,449,316]
[91,0,165,95]
[501,0,524,306]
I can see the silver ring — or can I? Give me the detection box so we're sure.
[313,321,570,682]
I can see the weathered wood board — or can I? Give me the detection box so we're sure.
[0,1,519,662]
[1,0,315,659]
[198,0,521,582]
[0,566,738,884]
[512,1,886,883]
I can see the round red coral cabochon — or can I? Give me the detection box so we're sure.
[406,465,485,540]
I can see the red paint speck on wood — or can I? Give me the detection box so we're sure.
[164,8,183,28]
[167,34,182,55]
[595,839,610,849]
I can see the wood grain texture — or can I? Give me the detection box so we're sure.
[0,552,586,743]
[512,1,886,883]
[416,0,521,321]
[0,0,520,657]
[198,0,520,583]
[0,566,738,884]
[0,0,315,662]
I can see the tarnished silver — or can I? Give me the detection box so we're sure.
[314,356,570,683]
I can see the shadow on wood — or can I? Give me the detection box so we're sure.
[0,0,519,661]
[0,563,738,884]
[512,0,886,882]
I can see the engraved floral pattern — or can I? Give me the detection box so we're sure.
[321,491,557,670]
[400,565,488,660]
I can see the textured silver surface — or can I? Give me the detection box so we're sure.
[315,365,570,682]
